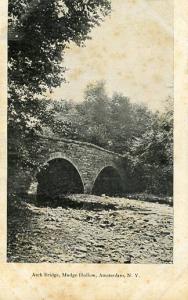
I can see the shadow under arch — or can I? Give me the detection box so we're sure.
[92,166,124,196]
[36,157,84,204]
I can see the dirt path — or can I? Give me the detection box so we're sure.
[7,195,173,263]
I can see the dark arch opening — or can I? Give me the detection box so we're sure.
[92,166,123,196]
[36,158,84,203]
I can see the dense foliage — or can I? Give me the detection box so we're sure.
[48,82,153,151]
[127,100,173,195]
[47,82,173,195]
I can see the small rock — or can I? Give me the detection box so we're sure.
[75,246,87,252]
[161,231,170,235]
[75,253,86,258]
[95,243,105,248]
[100,224,106,228]
[40,257,49,262]
[128,225,133,229]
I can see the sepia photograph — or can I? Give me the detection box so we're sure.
[7,0,173,264]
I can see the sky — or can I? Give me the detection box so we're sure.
[51,0,173,111]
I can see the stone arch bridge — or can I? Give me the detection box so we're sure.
[9,135,130,200]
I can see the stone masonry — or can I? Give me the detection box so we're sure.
[8,135,129,197]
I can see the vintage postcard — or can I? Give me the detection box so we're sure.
[0,0,188,299]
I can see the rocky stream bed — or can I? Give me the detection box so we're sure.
[7,194,173,264]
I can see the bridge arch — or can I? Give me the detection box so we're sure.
[92,165,124,196]
[28,152,84,198]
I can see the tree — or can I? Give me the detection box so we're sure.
[106,93,133,152]
[45,99,81,139]
[127,99,173,195]
[8,0,111,167]
[75,81,111,146]
[9,0,111,94]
